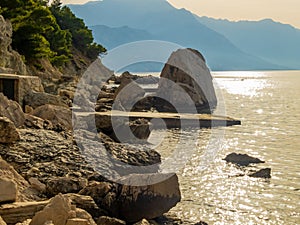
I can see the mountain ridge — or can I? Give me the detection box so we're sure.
[69,0,297,71]
[197,16,300,69]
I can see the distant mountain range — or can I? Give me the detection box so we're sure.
[69,0,300,71]
[197,17,300,69]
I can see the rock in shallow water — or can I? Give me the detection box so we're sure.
[249,168,271,178]
[157,48,217,113]
[224,153,265,166]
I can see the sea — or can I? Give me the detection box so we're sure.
[145,70,300,224]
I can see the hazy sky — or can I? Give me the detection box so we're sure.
[61,0,300,29]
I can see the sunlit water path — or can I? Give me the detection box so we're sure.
[147,70,300,224]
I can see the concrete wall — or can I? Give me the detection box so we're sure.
[0,74,44,107]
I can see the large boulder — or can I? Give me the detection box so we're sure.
[31,104,72,130]
[116,173,181,222]
[0,117,20,143]
[24,91,69,109]
[0,93,25,127]
[0,15,27,74]
[157,48,217,113]
[80,174,181,223]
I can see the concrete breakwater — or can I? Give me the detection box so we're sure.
[75,110,241,129]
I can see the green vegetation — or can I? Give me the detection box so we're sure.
[0,0,106,67]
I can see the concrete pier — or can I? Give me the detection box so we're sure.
[74,110,241,129]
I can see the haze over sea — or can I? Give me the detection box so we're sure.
[147,70,300,224]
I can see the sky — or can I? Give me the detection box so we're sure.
[61,0,300,29]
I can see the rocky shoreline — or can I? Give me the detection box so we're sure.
[0,14,218,224]
[0,47,218,224]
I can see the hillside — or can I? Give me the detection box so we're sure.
[69,0,282,71]
[91,25,154,49]
[197,17,300,69]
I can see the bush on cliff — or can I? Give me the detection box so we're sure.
[0,0,106,68]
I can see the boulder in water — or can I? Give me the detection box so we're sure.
[224,153,265,166]
[157,48,217,113]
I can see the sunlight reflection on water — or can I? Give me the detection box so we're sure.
[152,71,300,224]
[214,71,270,97]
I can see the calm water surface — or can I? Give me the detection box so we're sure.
[149,71,300,224]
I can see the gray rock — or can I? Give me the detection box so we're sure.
[249,168,271,178]
[157,48,217,113]
[0,117,20,143]
[224,153,265,166]
[0,178,17,203]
